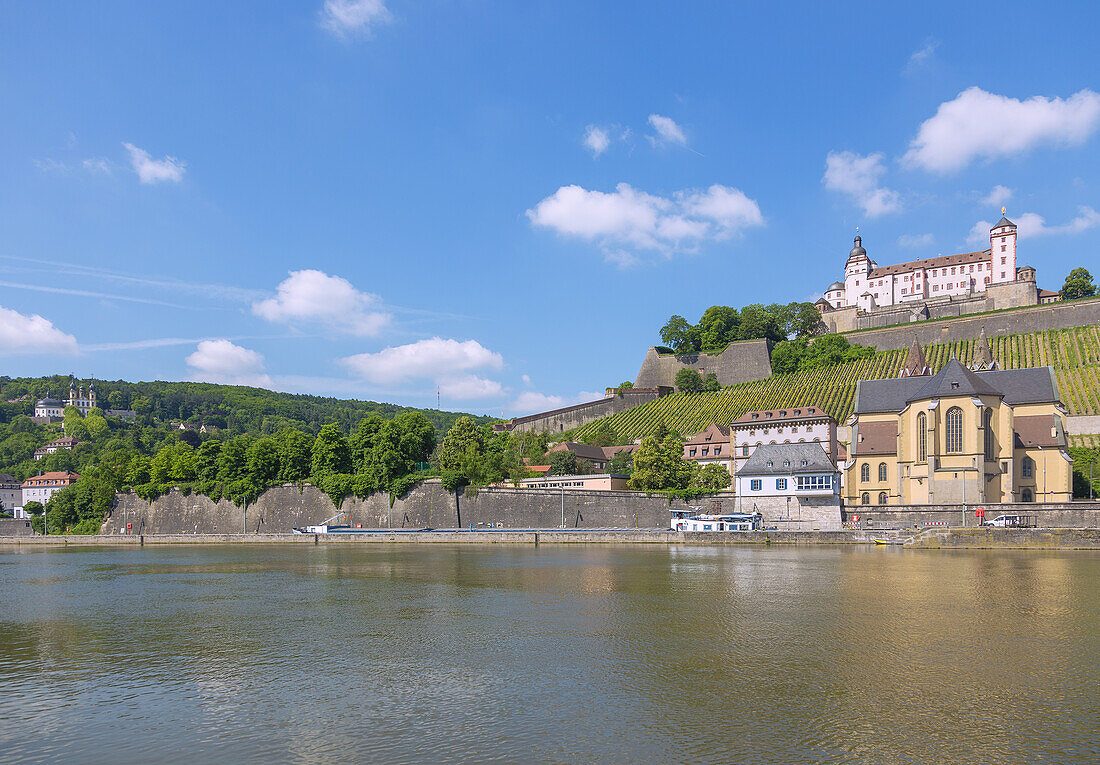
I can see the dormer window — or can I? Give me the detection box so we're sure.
[801,460,808,467]
[783,460,790,467]
[951,381,959,390]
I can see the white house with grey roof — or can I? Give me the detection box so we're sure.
[734,442,842,529]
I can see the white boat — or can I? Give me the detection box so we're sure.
[671,510,762,532]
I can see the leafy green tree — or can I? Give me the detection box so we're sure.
[548,450,579,475]
[178,428,201,448]
[629,435,692,491]
[276,429,312,482]
[195,440,222,481]
[126,456,152,485]
[246,437,281,485]
[617,381,634,390]
[787,302,826,338]
[84,413,110,441]
[660,315,700,353]
[349,414,384,473]
[698,305,739,349]
[311,424,352,477]
[439,416,487,472]
[217,435,254,484]
[694,463,732,490]
[770,338,809,374]
[394,411,436,465]
[1061,267,1097,300]
[106,390,126,410]
[607,450,635,477]
[131,396,153,416]
[702,373,720,392]
[675,368,704,393]
[738,304,784,342]
[510,430,549,462]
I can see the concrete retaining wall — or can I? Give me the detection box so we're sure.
[839,297,1100,352]
[1068,415,1100,435]
[634,339,773,389]
[842,501,1100,529]
[0,518,35,536]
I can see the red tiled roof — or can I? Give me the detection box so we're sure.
[731,407,831,426]
[1013,415,1064,448]
[684,424,731,445]
[868,249,990,278]
[22,470,81,487]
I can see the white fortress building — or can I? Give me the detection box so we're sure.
[816,213,1054,333]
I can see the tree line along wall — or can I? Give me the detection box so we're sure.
[498,387,672,434]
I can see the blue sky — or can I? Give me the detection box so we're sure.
[2,1,1098,416]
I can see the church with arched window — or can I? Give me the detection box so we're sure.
[844,358,1072,505]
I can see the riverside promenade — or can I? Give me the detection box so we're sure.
[2,528,1099,548]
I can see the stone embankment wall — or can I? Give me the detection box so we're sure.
[495,387,672,434]
[633,339,773,389]
[839,297,1100,352]
[842,502,1100,529]
[102,480,732,535]
[0,518,35,536]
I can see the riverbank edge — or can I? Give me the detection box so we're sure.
[2,528,1099,549]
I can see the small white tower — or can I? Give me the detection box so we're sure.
[990,207,1017,283]
[843,235,872,306]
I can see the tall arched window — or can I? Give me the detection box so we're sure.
[946,407,963,453]
[878,491,888,505]
[1022,456,1033,478]
[878,462,887,481]
[983,408,995,462]
[1021,488,1033,502]
[916,412,927,462]
[861,492,870,505]
[860,463,870,482]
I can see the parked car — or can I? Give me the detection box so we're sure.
[981,514,1033,528]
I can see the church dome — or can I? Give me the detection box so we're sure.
[827,281,845,292]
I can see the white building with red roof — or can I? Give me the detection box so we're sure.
[21,471,80,504]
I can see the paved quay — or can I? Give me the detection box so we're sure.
[1,528,1099,548]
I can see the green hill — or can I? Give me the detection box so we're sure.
[570,326,1100,442]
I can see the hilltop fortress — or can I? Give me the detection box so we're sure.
[815,214,1059,333]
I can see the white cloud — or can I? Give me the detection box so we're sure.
[521,374,531,385]
[526,182,763,262]
[904,39,938,74]
[980,185,1013,207]
[123,142,186,184]
[82,158,112,174]
[437,375,503,400]
[823,151,901,217]
[903,87,1100,173]
[341,337,503,385]
[967,206,1100,244]
[253,269,391,336]
[648,114,687,145]
[321,0,391,37]
[33,158,69,174]
[186,339,273,387]
[0,305,78,355]
[898,233,934,248]
[583,125,611,157]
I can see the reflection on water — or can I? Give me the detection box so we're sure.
[0,545,1097,763]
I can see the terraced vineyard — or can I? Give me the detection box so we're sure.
[572,325,1100,442]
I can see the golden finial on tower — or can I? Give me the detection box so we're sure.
[1002,206,1006,215]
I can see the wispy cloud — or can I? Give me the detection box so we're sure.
[904,38,939,75]
[321,0,391,38]
[897,233,934,248]
[823,151,901,217]
[583,125,611,157]
[647,114,687,146]
[0,280,193,309]
[980,185,1013,207]
[123,142,186,184]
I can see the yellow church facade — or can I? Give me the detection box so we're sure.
[845,358,1072,505]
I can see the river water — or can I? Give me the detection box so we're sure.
[0,545,1096,764]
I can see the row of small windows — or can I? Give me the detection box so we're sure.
[860,492,889,504]
[749,475,833,492]
[860,463,889,482]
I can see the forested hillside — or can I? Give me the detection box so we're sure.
[0,376,494,434]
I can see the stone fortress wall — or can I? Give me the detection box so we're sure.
[633,338,773,388]
[838,295,1100,352]
[98,481,1100,535]
[102,480,731,534]
[493,386,674,434]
